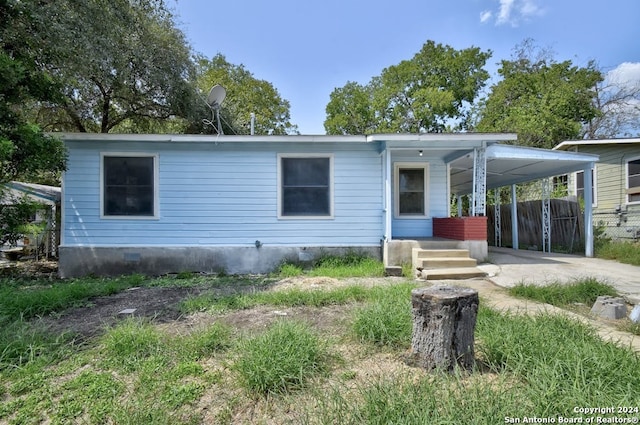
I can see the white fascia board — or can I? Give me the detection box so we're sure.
[366,133,517,143]
[488,144,599,162]
[554,137,640,151]
[167,135,368,143]
[57,132,518,145]
[56,133,368,144]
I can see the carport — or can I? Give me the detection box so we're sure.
[447,143,599,257]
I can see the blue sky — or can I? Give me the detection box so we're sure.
[173,0,640,134]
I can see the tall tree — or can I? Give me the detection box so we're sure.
[0,0,67,244]
[475,40,602,148]
[0,0,66,183]
[325,40,492,134]
[10,0,198,133]
[196,54,297,135]
[324,81,376,135]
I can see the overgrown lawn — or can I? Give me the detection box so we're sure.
[1,269,640,424]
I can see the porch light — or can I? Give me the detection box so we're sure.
[419,150,423,157]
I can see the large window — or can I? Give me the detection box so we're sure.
[627,158,640,203]
[395,164,428,217]
[279,155,332,218]
[102,154,157,218]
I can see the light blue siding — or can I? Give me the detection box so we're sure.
[390,152,449,238]
[62,140,384,247]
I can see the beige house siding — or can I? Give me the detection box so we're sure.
[562,141,640,240]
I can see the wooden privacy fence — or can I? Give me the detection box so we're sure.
[486,199,584,253]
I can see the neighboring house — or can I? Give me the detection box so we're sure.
[554,138,640,240]
[59,133,598,277]
[1,181,61,258]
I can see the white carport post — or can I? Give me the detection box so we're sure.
[457,195,462,217]
[494,188,501,247]
[584,162,594,257]
[511,184,519,250]
[384,149,392,242]
[541,178,551,253]
[471,145,487,216]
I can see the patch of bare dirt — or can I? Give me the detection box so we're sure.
[0,259,59,279]
[41,286,208,339]
[36,275,404,340]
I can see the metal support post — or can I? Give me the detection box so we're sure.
[541,178,551,253]
[472,146,487,216]
[494,188,501,247]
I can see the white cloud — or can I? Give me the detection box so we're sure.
[481,0,545,26]
[606,62,640,87]
[496,0,515,25]
[480,10,493,23]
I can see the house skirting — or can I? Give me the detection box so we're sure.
[58,245,382,278]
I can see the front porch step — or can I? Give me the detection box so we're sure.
[413,248,486,280]
[414,249,471,259]
[420,257,478,268]
[414,249,478,269]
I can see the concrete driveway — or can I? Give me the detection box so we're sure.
[479,246,640,304]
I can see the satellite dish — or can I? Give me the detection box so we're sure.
[203,84,226,134]
[207,84,226,109]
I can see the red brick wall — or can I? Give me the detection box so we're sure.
[433,217,487,241]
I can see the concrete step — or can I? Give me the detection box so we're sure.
[415,249,471,259]
[419,257,478,268]
[418,267,487,280]
[413,247,484,280]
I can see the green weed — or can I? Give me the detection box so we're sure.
[233,320,330,395]
[177,322,232,359]
[0,275,146,324]
[0,320,72,369]
[476,307,640,408]
[596,240,640,266]
[310,254,384,278]
[180,284,372,314]
[278,263,304,278]
[100,318,165,372]
[351,283,414,348]
[508,277,618,306]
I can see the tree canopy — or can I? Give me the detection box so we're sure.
[324,41,492,134]
[474,41,603,149]
[0,0,66,184]
[196,54,298,135]
[9,0,199,133]
[0,0,67,244]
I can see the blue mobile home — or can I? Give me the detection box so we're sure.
[59,133,598,277]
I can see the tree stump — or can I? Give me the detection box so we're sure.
[410,285,479,371]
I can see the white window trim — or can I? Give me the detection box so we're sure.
[574,167,598,208]
[100,152,159,220]
[626,156,640,205]
[277,153,334,220]
[394,162,429,219]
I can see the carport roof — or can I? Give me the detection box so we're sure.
[449,144,599,195]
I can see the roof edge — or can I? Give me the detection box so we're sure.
[55,133,369,143]
[554,137,640,151]
[366,132,517,143]
[55,132,518,144]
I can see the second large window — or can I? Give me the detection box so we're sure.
[280,156,332,218]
